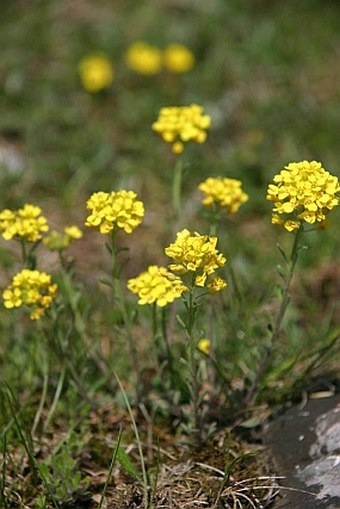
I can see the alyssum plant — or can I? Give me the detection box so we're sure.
[1,157,338,449]
[0,109,339,450]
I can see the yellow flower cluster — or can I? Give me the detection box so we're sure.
[78,54,114,93]
[43,226,83,251]
[267,160,340,231]
[128,229,226,307]
[127,265,187,307]
[0,204,49,242]
[152,104,211,154]
[85,190,144,235]
[165,229,226,289]
[198,177,249,214]
[3,269,58,320]
[125,42,195,75]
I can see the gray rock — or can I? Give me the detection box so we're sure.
[264,393,340,508]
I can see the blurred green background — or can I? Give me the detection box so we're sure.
[0,0,339,278]
[1,2,339,180]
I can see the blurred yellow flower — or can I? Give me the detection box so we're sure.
[124,42,162,75]
[197,338,211,355]
[152,104,211,154]
[267,160,339,231]
[85,190,144,235]
[127,265,187,307]
[199,177,249,214]
[0,204,48,242]
[78,54,114,93]
[165,229,226,288]
[64,226,83,240]
[3,269,57,320]
[43,226,83,251]
[162,44,195,74]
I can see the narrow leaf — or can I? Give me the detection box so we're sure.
[116,446,141,481]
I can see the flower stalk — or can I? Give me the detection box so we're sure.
[183,284,202,446]
[110,230,141,405]
[245,226,304,404]
[172,157,183,219]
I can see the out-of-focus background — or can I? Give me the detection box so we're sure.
[1,0,339,284]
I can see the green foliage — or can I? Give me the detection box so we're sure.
[39,445,89,506]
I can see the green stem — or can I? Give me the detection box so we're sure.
[114,373,149,509]
[20,239,39,268]
[59,264,87,343]
[47,310,94,407]
[152,302,158,339]
[31,367,49,436]
[5,384,39,484]
[172,158,183,219]
[43,365,66,431]
[110,231,140,405]
[98,426,123,509]
[160,307,177,390]
[208,205,220,237]
[209,222,217,236]
[20,239,27,264]
[245,226,303,404]
[185,287,202,446]
[228,259,243,307]
[58,255,114,389]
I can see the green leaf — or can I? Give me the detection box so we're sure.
[116,446,141,481]
[265,353,300,382]
[276,264,286,281]
[38,462,50,481]
[176,314,186,329]
[239,417,262,428]
[276,243,288,262]
[99,277,112,287]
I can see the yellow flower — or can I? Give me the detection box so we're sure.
[162,44,195,74]
[199,177,249,214]
[64,226,83,240]
[172,141,185,154]
[152,104,211,154]
[267,160,339,231]
[124,42,162,75]
[43,225,83,251]
[0,209,16,240]
[165,229,226,288]
[206,276,227,293]
[78,54,114,93]
[197,338,211,355]
[85,190,144,235]
[127,265,187,307]
[43,231,68,251]
[0,204,48,242]
[3,269,57,320]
